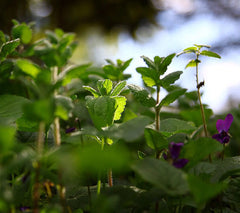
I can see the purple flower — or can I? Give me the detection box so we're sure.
[212,113,233,144]
[164,142,188,168]
[65,127,76,133]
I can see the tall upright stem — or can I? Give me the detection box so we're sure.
[52,66,61,146]
[52,67,68,212]
[155,86,161,159]
[196,56,211,162]
[196,56,208,137]
[33,122,45,213]
[155,86,160,131]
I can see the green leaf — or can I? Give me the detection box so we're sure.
[60,64,91,85]
[16,114,38,132]
[181,138,223,168]
[211,156,240,182]
[112,96,126,121]
[136,67,157,87]
[121,58,133,71]
[0,60,14,78]
[158,53,176,75]
[11,23,32,44]
[60,143,131,177]
[159,88,186,108]
[97,79,113,96]
[141,55,155,69]
[0,126,15,154]
[200,50,221,59]
[188,175,227,207]
[144,128,168,150]
[86,96,116,129]
[55,95,74,119]
[0,30,6,46]
[83,86,100,97]
[0,39,20,60]
[16,59,41,78]
[107,116,152,142]
[23,99,55,123]
[161,71,183,88]
[110,81,126,96]
[183,46,198,53]
[185,59,200,69]
[128,84,156,107]
[180,108,213,126]
[0,95,30,126]
[160,118,196,137]
[132,158,189,195]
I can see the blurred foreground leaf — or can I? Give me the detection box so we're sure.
[132,158,189,195]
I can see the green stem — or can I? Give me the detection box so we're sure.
[196,56,212,162]
[52,66,61,146]
[196,57,208,137]
[33,122,45,213]
[155,86,161,159]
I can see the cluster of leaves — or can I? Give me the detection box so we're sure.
[1,21,240,213]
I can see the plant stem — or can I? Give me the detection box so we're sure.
[155,86,160,131]
[195,56,208,137]
[196,56,212,162]
[52,66,68,212]
[33,122,45,213]
[52,66,61,146]
[155,86,161,159]
[155,86,161,213]
[108,170,113,187]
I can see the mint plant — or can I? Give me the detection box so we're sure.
[129,54,186,158]
[177,44,221,137]
[1,20,240,213]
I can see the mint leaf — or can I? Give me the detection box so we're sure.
[128,84,156,107]
[161,71,183,88]
[159,88,186,108]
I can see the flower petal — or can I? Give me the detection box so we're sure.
[216,113,233,132]
[212,133,223,143]
[169,142,184,160]
[173,158,189,168]
[223,113,233,132]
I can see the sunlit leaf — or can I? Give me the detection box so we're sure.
[200,50,221,59]
[16,59,41,78]
[83,86,100,97]
[97,79,113,96]
[136,67,157,87]
[110,81,126,96]
[86,96,116,129]
[113,96,126,121]
[11,23,32,44]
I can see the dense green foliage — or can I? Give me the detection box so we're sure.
[1,21,240,213]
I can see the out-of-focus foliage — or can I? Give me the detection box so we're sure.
[0,0,160,36]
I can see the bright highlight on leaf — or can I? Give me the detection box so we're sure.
[16,59,41,78]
